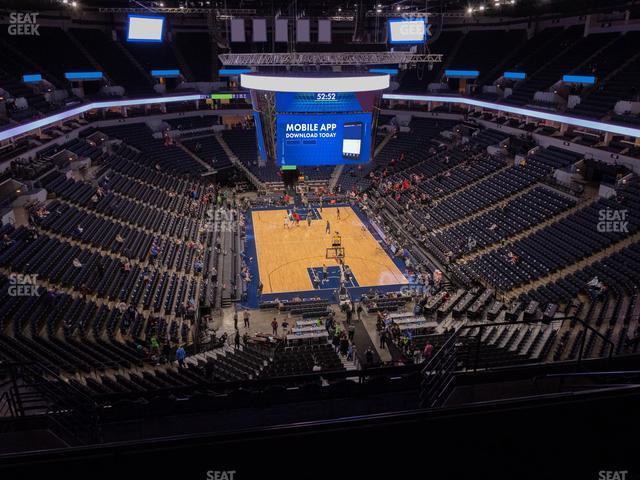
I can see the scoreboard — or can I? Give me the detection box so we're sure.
[275,92,375,166]
[242,73,388,167]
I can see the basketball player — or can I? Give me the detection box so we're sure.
[325,220,331,234]
[322,264,328,283]
[284,214,290,229]
[336,207,341,220]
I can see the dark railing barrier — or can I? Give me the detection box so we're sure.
[418,315,616,407]
[0,362,101,445]
[419,332,457,408]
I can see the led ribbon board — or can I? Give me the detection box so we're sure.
[65,72,103,81]
[382,93,640,138]
[3,93,639,144]
[504,72,527,80]
[563,75,596,85]
[23,74,42,83]
[445,70,480,78]
[151,70,180,78]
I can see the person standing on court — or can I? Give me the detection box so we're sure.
[243,309,250,328]
[322,264,328,284]
[326,220,331,234]
[307,214,312,227]
[336,207,341,220]
[234,329,241,349]
[271,318,279,336]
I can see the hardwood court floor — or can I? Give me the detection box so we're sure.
[251,206,408,294]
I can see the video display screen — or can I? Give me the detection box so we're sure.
[388,18,428,44]
[276,113,373,166]
[127,15,165,42]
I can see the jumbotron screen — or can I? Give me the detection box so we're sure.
[275,92,374,166]
[244,74,386,167]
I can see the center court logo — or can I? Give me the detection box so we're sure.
[8,12,40,36]
[8,274,40,297]
[597,208,628,233]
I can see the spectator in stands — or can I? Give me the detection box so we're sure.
[423,342,434,361]
[175,345,186,368]
[271,318,278,336]
[2,234,15,247]
[379,329,387,350]
[150,242,160,265]
[162,342,171,364]
[75,224,84,236]
[345,304,353,324]
[233,310,238,330]
[332,333,341,352]
[340,335,349,356]
[150,335,160,356]
[72,257,83,269]
[365,347,374,367]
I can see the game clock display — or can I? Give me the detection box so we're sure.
[315,93,337,101]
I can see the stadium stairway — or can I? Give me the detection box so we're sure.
[214,133,262,189]
[177,143,216,174]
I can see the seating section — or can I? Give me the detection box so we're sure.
[399,31,463,92]
[100,124,208,175]
[505,29,615,106]
[428,187,577,261]
[121,36,181,72]
[0,27,93,86]
[572,32,640,118]
[337,118,458,192]
[453,182,640,291]
[262,344,344,376]
[448,30,526,82]
[174,32,213,82]
[183,135,234,170]
[69,28,151,95]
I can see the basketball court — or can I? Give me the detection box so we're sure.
[250,206,408,294]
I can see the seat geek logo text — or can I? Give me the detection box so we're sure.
[8,12,40,36]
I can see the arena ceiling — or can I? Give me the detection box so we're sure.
[3,0,639,17]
